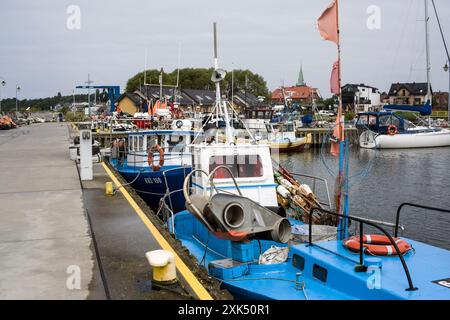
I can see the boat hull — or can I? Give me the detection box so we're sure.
[268,135,311,152]
[111,160,191,212]
[360,129,450,149]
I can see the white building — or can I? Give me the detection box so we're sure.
[342,83,381,113]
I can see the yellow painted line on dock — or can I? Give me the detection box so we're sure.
[100,162,213,300]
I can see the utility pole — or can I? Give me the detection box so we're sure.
[85,74,94,117]
[0,78,5,113]
[15,84,21,113]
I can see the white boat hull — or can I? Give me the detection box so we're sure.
[360,129,450,149]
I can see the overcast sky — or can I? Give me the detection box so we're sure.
[0,0,449,100]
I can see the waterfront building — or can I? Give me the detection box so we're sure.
[433,91,449,111]
[342,83,381,113]
[387,82,432,105]
[271,66,321,107]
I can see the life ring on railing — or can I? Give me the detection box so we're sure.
[344,234,411,256]
[147,144,164,171]
[387,125,398,136]
[173,108,184,119]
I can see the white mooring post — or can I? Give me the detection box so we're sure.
[79,129,93,180]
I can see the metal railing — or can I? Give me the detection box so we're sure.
[288,172,332,208]
[308,206,417,291]
[395,202,450,237]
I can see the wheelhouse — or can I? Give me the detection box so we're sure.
[356,112,406,134]
[190,143,278,207]
[126,130,198,168]
[265,121,297,141]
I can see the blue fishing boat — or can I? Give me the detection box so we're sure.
[110,123,200,212]
[165,11,450,301]
[172,203,450,299]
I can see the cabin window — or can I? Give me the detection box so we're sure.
[292,254,305,271]
[209,155,263,179]
[285,124,294,132]
[146,135,159,150]
[312,264,328,283]
[137,136,144,151]
[167,135,185,152]
[379,115,400,128]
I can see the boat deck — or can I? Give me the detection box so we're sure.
[174,211,450,300]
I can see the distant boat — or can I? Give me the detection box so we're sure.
[356,111,450,149]
[263,120,311,152]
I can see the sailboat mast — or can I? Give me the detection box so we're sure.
[425,0,432,104]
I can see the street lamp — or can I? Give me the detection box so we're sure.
[15,84,21,113]
[0,79,5,113]
[445,62,450,123]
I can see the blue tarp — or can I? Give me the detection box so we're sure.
[383,101,432,116]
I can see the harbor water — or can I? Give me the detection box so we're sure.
[280,146,450,250]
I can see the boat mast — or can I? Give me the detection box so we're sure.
[213,22,233,143]
[425,0,432,105]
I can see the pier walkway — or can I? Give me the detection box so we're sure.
[0,123,223,300]
[0,123,95,299]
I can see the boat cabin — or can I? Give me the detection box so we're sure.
[265,121,297,142]
[126,130,197,168]
[190,143,278,207]
[356,112,407,134]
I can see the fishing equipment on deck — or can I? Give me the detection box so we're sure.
[344,235,412,256]
[258,246,289,264]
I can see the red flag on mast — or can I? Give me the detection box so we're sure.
[330,60,340,95]
[317,0,339,45]
[330,102,344,157]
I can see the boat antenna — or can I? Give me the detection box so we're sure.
[212,22,233,143]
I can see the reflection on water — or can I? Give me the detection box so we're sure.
[280,146,450,250]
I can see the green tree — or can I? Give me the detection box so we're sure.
[322,95,338,109]
[126,68,269,98]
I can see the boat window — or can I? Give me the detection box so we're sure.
[129,136,134,151]
[356,115,368,126]
[137,136,144,151]
[312,264,328,283]
[285,124,294,132]
[146,135,159,150]
[379,114,400,128]
[209,155,263,179]
[292,254,305,271]
[167,135,185,152]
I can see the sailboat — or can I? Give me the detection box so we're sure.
[357,0,450,149]
[168,7,450,300]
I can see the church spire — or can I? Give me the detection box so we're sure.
[296,65,306,86]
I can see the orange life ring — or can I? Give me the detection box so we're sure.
[173,108,183,119]
[387,125,398,135]
[147,144,164,171]
[344,234,411,256]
